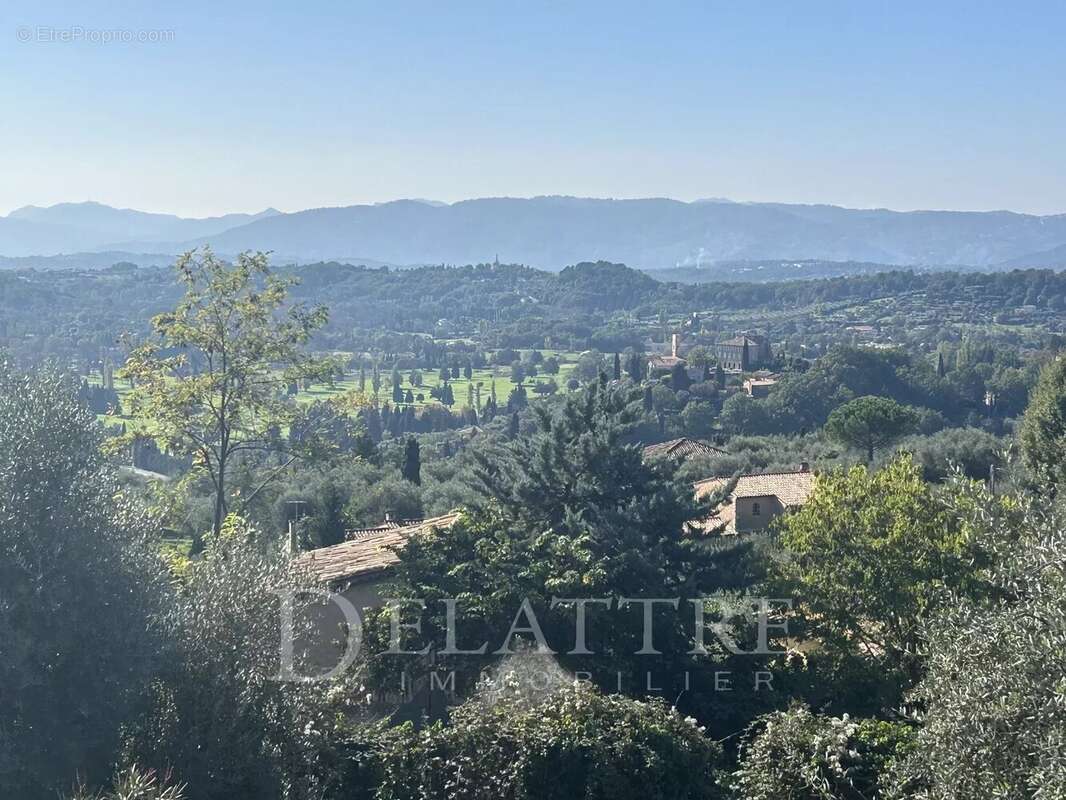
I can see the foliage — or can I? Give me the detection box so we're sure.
[1019,354,1066,485]
[889,479,1066,798]
[370,682,724,800]
[122,515,340,800]
[731,706,915,800]
[365,382,770,734]
[897,426,1008,482]
[66,767,186,800]
[776,456,973,694]
[118,248,331,536]
[0,364,171,799]
[824,396,920,461]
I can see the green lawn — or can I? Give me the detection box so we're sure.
[87,350,583,426]
[299,359,578,410]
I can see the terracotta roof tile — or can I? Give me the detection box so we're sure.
[296,512,462,584]
[693,470,816,534]
[642,438,728,461]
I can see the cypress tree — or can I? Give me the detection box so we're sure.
[401,436,421,485]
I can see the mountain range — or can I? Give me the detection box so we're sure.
[3,197,1066,273]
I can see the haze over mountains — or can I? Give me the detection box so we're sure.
[3,197,1066,274]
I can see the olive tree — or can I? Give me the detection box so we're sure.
[0,364,171,799]
[889,478,1066,798]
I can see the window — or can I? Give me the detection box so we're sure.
[751,502,761,516]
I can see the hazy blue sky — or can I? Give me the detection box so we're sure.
[1,1,1064,217]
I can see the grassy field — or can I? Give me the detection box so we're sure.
[298,356,579,411]
[88,349,583,428]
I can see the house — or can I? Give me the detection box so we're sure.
[294,511,461,684]
[716,334,772,372]
[743,377,777,398]
[693,465,815,534]
[642,437,727,462]
[297,511,462,609]
[647,333,686,378]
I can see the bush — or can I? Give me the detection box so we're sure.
[370,682,724,800]
[731,706,915,800]
[66,767,185,800]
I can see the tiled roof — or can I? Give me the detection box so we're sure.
[346,518,425,541]
[296,512,462,584]
[642,438,728,461]
[647,355,685,368]
[693,469,816,533]
[719,336,761,347]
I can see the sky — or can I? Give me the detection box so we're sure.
[1,1,1064,218]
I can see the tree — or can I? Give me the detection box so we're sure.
[890,478,1066,798]
[824,396,919,462]
[670,361,691,391]
[613,351,622,380]
[680,401,715,436]
[626,350,644,381]
[719,392,768,435]
[1019,355,1066,485]
[507,383,527,411]
[531,378,558,396]
[124,516,340,800]
[381,383,746,725]
[441,382,455,407]
[119,249,331,537]
[508,410,520,439]
[510,361,526,384]
[686,346,712,369]
[0,366,170,799]
[776,456,972,692]
[401,436,421,485]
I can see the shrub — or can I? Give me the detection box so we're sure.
[731,706,915,800]
[370,682,723,800]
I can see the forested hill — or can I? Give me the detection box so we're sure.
[285,260,1066,322]
[4,260,1066,356]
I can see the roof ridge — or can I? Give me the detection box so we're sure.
[694,467,813,483]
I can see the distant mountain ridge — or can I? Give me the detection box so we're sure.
[3,197,1066,272]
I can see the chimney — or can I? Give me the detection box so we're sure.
[384,510,393,523]
[799,461,810,473]
[671,333,680,358]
